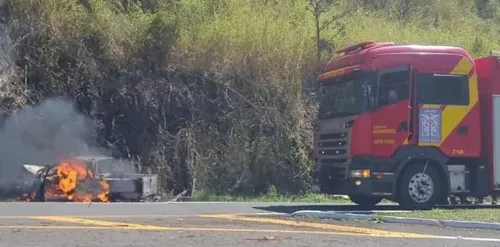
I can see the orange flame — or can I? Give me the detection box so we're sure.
[45,159,110,202]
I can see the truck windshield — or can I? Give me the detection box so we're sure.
[317,72,370,119]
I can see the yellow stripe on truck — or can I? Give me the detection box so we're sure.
[419,57,478,147]
[319,68,346,81]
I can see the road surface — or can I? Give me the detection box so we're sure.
[1,202,499,247]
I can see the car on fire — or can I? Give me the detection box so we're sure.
[21,155,159,202]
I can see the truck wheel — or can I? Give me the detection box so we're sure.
[348,194,383,208]
[397,162,445,210]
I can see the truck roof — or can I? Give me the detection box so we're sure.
[320,41,473,80]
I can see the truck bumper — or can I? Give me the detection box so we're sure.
[312,169,396,198]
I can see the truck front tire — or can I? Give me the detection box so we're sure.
[348,194,383,208]
[397,162,445,210]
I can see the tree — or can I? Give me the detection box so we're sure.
[308,0,351,61]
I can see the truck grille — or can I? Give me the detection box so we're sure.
[319,132,347,140]
[317,131,349,165]
[320,158,348,164]
[318,140,347,147]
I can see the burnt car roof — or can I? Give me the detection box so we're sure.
[72,155,113,161]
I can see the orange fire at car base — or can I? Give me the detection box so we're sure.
[19,155,159,203]
[41,159,110,203]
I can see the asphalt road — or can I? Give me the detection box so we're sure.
[1,202,500,247]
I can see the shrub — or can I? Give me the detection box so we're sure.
[2,0,499,196]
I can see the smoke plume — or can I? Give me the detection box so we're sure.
[0,2,136,192]
[0,98,109,188]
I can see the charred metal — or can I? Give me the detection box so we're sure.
[19,155,159,202]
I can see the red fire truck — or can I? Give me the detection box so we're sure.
[312,40,500,209]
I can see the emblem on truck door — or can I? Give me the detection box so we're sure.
[419,108,442,143]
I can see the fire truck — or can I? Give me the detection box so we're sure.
[312,40,500,209]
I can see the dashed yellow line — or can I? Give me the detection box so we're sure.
[202,214,437,238]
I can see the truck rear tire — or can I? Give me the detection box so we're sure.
[348,194,383,208]
[397,162,445,210]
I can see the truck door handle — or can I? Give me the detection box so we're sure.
[397,121,408,132]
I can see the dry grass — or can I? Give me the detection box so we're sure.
[2,0,500,198]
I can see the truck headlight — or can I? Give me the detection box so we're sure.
[350,169,370,178]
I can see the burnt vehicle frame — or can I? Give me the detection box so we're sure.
[22,155,159,202]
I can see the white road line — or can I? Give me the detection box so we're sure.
[434,235,500,242]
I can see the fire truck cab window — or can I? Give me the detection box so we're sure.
[377,69,410,107]
[417,74,469,106]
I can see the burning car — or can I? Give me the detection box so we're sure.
[21,155,159,202]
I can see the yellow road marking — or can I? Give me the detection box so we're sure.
[28,216,164,230]
[1,226,124,229]
[0,215,199,219]
[28,215,431,238]
[31,215,435,238]
[0,213,282,219]
[2,225,500,243]
[0,224,369,236]
[202,214,436,238]
[6,216,500,243]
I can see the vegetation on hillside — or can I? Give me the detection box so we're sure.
[2,0,500,197]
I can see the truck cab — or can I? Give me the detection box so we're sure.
[313,41,491,209]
